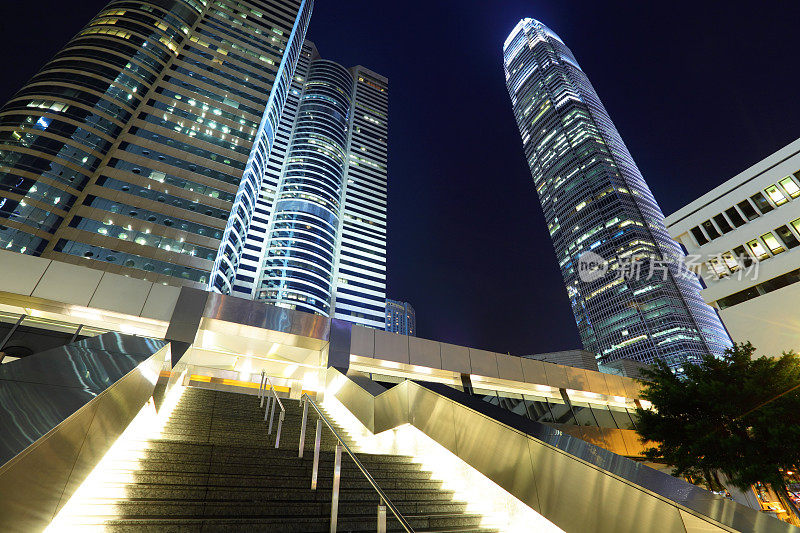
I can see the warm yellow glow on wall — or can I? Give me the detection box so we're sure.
[46,383,188,530]
[321,394,564,532]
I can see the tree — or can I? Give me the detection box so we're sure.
[635,343,800,521]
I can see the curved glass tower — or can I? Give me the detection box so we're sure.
[225,42,389,329]
[0,0,312,289]
[258,59,353,316]
[503,18,731,368]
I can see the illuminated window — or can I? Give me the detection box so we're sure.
[779,176,800,198]
[761,232,784,255]
[707,257,728,278]
[747,239,770,260]
[750,192,774,214]
[764,185,788,206]
[721,251,740,271]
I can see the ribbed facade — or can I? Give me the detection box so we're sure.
[0,0,312,288]
[231,45,388,329]
[503,18,731,368]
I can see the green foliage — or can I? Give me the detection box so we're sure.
[635,342,800,491]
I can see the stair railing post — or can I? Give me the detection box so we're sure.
[264,395,271,421]
[330,442,342,533]
[268,396,277,434]
[275,410,284,448]
[311,418,322,490]
[299,397,308,458]
[259,370,266,407]
[377,499,387,533]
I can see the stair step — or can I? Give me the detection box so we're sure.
[54,387,492,531]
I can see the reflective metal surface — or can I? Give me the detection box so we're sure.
[0,333,168,532]
[328,368,798,533]
[204,291,330,341]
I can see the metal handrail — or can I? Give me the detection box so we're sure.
[258,370,285,447]
[300,392,415,533]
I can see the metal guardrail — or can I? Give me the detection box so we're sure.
[258,370,285,448]
[299,392,414,533]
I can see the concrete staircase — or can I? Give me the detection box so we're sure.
[55,386,495,532]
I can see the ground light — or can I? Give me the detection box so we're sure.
[46,381,188,530]
[321,393,565,532]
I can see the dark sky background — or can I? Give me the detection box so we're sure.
[1,1,799,355]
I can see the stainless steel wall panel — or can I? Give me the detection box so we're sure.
[543,362,571,389]
[0,335,168,531]
[140,284,181,321]
[408,336,442,369]
[406,384,458,456]
[350,325,375,358]
[585,370,611,396]
[374,330,410,364]
[449,402,542,513]
[30,261,104,307]
[564,366,590,391]
[374,381,409,434]
[0,395,98,533]
[88,272,150,317]
[0,250,50,296]
[333,372,376,432]
[527,438,689,533]
[468,348,499,377]
[56,351,162,515]
[440,342,471,374]
[679,509,729,533]
[496,353,524,381]
[520,357,548,384]
[203,291,330,341]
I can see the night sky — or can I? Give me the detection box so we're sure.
[1,1,799,355]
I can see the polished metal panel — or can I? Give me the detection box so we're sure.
[331,443,341,533]
[378,503,387,533]
[331,370,377,432]
[204,292,330,341]
[275,411,284,448]
[164,286,209,345]
[0,334,168,532]
[328,319,352,371]
[299,399,308,458]
[328,368,797,533]
[373,381,409,434]
[312,419,322,490]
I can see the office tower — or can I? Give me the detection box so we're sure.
[385,299,415,336]
[0,0,312,288]
[227,42,389,330]
[503,18,731,368]
[666,138,800,356]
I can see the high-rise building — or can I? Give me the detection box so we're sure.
[226,42,389,330]
[666,138,800,356]
[0,0,313,289]
[503,18,731,368]
[385,299,415,336]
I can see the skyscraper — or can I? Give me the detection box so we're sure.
[223,42,389,329]
[503,18,731,368]
[0,0,312,288]
[385,299,415,336]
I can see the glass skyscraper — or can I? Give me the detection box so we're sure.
[223,42,389,329]
[0,0,312,288]
[503,18,731,368]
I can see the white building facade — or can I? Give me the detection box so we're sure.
[665,138,800,355]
